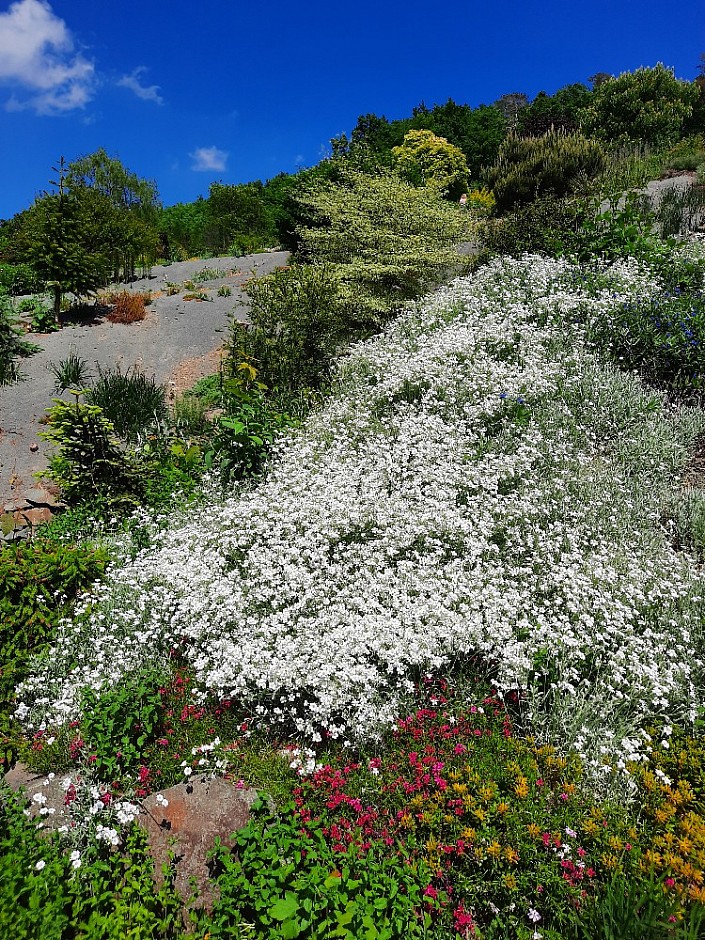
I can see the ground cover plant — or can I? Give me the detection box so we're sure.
[16,252,705,779]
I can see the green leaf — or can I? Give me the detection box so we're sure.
[269,894,300,921]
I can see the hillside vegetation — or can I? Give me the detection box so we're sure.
[2,61,705,939]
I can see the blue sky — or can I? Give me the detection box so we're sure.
[0,0,702,218]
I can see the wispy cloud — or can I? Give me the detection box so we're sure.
[0,0,95,114]
[190,146,228,172]
[117,66,163,105]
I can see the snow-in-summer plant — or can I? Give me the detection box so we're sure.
[16,254,705,794]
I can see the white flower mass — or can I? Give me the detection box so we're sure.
[16,254,705,780]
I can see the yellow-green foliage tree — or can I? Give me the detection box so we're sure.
[391,129,469,199]
[485,128,606,212]
[295,165,475,325]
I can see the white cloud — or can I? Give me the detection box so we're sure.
[117,66,163,105]
[190,146,228,172]
[0,0,95,114]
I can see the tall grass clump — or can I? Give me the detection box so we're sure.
[86,365,167,441]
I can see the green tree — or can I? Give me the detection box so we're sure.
[65,148,160,280]
[413,100,507,180]
[392,129,469,198]
[25,159,108,323]
[206,181,272,254]
[494,92,530,130]
[158,198,209,258]
[519,83,593,136]
[579,63,698,147]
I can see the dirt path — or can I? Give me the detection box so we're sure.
[0,251,289,507]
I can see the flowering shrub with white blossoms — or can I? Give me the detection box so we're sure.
[16,254,705,784]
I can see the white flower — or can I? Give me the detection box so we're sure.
[34,860,46,871]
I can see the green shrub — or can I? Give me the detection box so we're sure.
[0,539,108,768]
[0,290,39,385]
[482,195,587,258]
[208,379,299,481]
[0,262,42,295]
[40,392,146,507]
[391,128,469,199]
[193,799,429,940]
[81,671,166,781]
[579,64,699,148]
[87,365,167,442]
[293,165,474,323]
[235,263,346,391]
[485,129,606,212]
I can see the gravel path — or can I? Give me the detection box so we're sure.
[0,251,289,506]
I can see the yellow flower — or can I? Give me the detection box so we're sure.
[601,853,619,871]
[502,873,518,891]
[487,840,502,859]
[514,778,529,799]
[527,823,541,839]
[398,813,415,830]
[479,785,496,803]
[689,884,705,904]
[678,836,694,856]
[473,808,487,824]
[503,846,519,864]
[496,802,510,816]
[460,827,477,841]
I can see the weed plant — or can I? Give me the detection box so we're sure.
[47,348,92,393]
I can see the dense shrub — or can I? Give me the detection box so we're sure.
[0,539,108,768]
[579,64,698,148]
[235,263,346,391]
[485,129,606,212]
[104,291,148,324]
[295,165,474,322]
[0,289,38,385]
[391,129,469,199]
[482,195,586,258]
[40,392,145,507]
[0,262,42,295]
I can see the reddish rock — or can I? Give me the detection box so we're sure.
[139,776,258,910]
[14,506,54,527]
